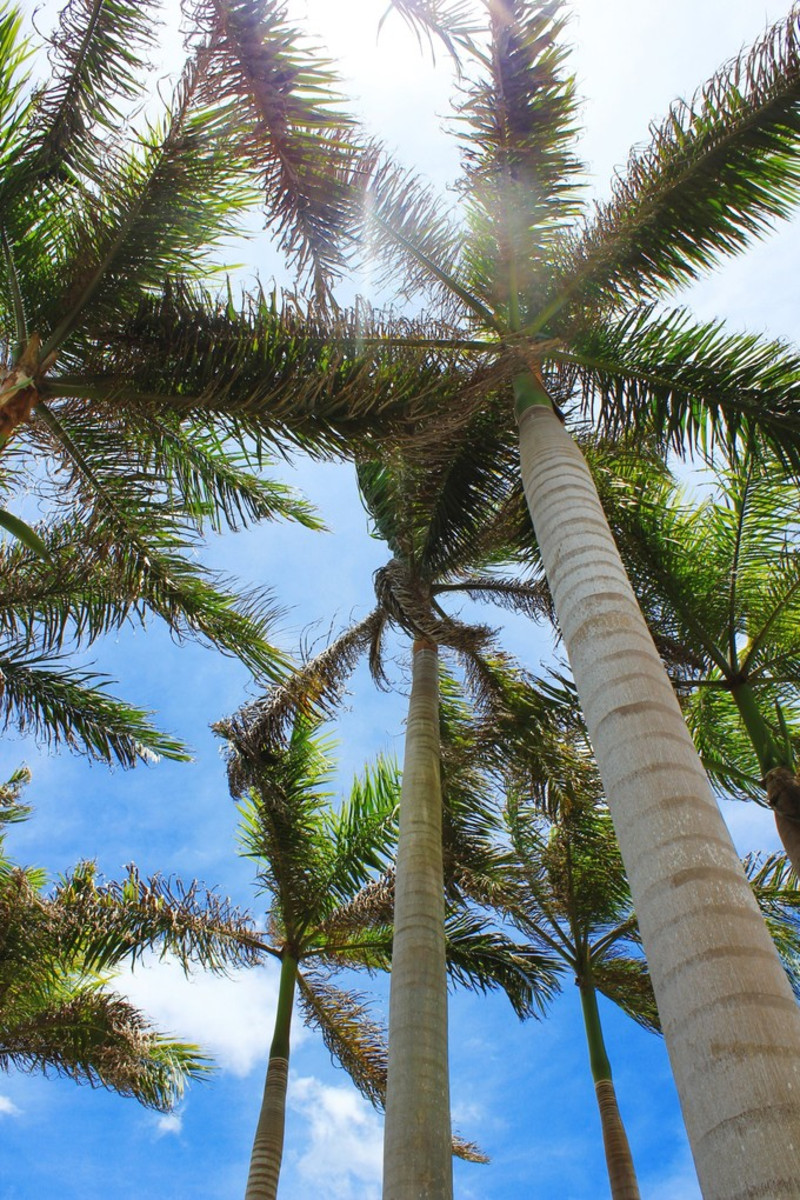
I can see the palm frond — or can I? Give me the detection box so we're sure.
[318,755,399,910]
[296,972,387,1107]
[54,861,266,973]
[37,59,254,359]
[745,852,800,996]
[458,0,582,319]
[0,644,188,766]
[0,986,210,1111]
[550,7,800,313]
[360,153,484,322]
[296,970,487,1161]
[233,717,340,937]
[591,955,659,1033]
[562,307,800,471]
[64,284,481,458]
[0,763,31,827]
[191,0,360,302]
[443,908,560,1019]
[216,612,381,775]
[379,0,478,62]
[7,0,160,197]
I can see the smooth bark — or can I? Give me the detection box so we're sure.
[245,952,297,1200]
[517,401,800,1200]
[578,977,640,1200]
[383,640,452,1200]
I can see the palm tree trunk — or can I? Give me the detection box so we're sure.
[245,952,297,1200]
[578,975,640,1200]
[730,681,800,875]
[516,395,800,1200]
[383,638,452,1200]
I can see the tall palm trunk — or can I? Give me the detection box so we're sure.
[730,681,800,874]
[578,973,640,1200]
[245,952,297,1200]
[516,397,800,1199]
[383,639,452,1200]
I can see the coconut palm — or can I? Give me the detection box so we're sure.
[320,4,800,1190]
[217,704,550,1199]
[0,765,273,1110]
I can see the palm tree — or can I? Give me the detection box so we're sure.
[220,436,556,1198]
[328,4,800,1190]
[217,704,548,1199]
[0,0,412,754]
[505,779,800,1200]
[603,445,800,872]
[0,765,271,1110]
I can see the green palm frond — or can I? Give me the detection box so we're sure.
[745,852,800,996]
[37,62,254,359]
[234,717,339,936]
[458,0,582,321]
[0,6,33,212]
[561,307,800,469]
[681,685,767,801]
[54,861,266,974]
[0,984,210,1111]
[443,908,560,1019]
[0,764,31,826]
[318,754,399,910]
[80,408,323,534]
[11,0,160,196]
[0,644,188,766]
[550,7,800,313]
[64,284,477,457]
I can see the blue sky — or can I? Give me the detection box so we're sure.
[1,1,798,1197]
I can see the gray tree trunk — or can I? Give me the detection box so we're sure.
[518,403,800,1200]
[382,640,452,1200]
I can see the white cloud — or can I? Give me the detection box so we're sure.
[0,1096,20,1118]
[289,1075,383,1200]
[155,1111,183,1138]
[118,954,308,1077]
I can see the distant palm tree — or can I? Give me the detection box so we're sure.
[0,765,268,1110]
[218,707,549,1199]
[499,665,800,1200]
[220,436,553,1199]
[607,446,800,872]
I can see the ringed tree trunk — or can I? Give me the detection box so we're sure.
[578,973,640,1200]
[383,638,453,1200]
[245,951,298,1200]
[516,395,800,1200]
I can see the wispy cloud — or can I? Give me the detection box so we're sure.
[288,1075,383,1200]
[155,1111,183,1138]
[0,1096,20,1118]
[118,954,302,1077]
